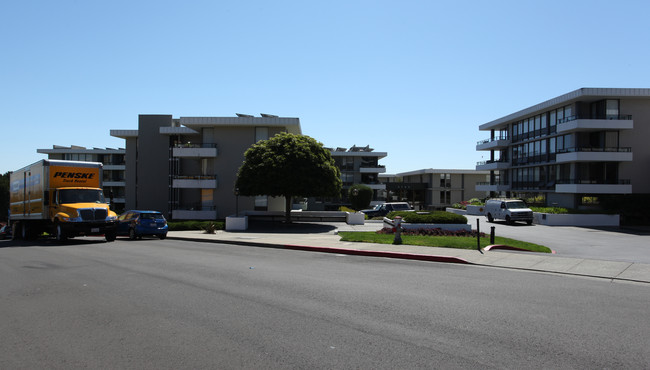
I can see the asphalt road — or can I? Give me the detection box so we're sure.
[1,237,649,369]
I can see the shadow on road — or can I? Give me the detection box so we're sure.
[242,221,338,234]
[0,237,109,248]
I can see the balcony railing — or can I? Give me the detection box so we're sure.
[558,114,633,124]
[477,135,509,146]
[173,175,216,180]
[556,179,631,185]
[173,143,218,149]
[476,159,509,166]
[476,181,509,186]
[557,146,631,154]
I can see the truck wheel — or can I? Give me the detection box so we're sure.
[128,228,137,241]
[105,231,116,242]
[487,213,494,223]
[158,234,167,240]
[526,220,533,225]
[505,215,513,225]
[12,222,21,240]
[55,222,67,242]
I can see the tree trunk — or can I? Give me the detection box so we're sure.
[285,196,292,224]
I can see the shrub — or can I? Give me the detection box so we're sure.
[168,220,225,231]
[386,211,468,224]
[348,184,373,211]
[530,207,569,214]
[468,198,484,205]
[377,227,485,238]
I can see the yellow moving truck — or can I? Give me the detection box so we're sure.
[10,159,118,242]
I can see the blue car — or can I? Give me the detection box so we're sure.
[116,210,168,240]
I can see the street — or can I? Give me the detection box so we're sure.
[1,237,649,369]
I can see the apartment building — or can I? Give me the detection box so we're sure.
[37,145,126,212]
[325,145,387,208]
[110,114,301,220]
[476,88,650,209]
[381,169,489,210]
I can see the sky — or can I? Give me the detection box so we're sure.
[2,0,650,175]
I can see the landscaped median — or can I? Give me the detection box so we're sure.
[337,231,552,253]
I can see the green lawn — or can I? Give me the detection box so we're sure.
[338,231,551,253]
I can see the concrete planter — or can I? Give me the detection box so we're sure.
[346,212,365,225]
[226,216,248,231]
[533,213,619,227]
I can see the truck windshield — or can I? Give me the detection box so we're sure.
[506,201,528,209]
[59,189,106,204]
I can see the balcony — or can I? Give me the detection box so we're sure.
[359,165,386,174]
[103,180,126,187]
[476,159,510,171]
[172,143,218,158]
[172,175,217,189]
[555,179,632,194]
[557,115,633,133]
[555,147,633,163]
[476,136,511,151]
[475,181,510,192]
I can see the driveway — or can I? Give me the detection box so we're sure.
[463,215,650,264]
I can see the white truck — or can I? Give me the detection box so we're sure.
[484,199,534,225]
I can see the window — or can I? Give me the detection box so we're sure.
[606,100,619,119]
[580,196,600,205]
[201,189,213,210]
[255,195,268,209]
[439,173,451,188]
[255,127,269,142]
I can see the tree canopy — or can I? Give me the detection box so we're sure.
[235,133,342,222]
[348,184,373,211]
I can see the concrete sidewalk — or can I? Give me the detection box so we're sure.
[167,223,650,284]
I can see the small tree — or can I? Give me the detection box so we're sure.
[235,133,342,223]
[348,184,373,211]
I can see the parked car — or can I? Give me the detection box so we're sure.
[0,225,12,240]
[361,202,413,218]
[484,199,533,225]
[116,210,168,240]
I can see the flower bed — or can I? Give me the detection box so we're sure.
[377,227,484,237]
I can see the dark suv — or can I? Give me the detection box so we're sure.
[361,202,413,218]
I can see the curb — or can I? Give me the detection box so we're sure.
[168,235,472,265]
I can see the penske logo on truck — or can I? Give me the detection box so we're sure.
[53,172,96,179]
[50,166,101,187]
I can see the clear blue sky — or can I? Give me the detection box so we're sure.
[2,0,649,175]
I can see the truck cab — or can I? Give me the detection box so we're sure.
[50,187,117,241]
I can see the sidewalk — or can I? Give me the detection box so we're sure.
[167,222,650,284]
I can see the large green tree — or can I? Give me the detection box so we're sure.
[236,133,342,223]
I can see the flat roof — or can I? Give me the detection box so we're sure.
[180,116,302,135]
[395,168,490,177]
[480,87,650,130]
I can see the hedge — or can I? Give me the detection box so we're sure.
[386,211,468,224]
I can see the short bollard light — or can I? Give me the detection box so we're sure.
[393,216,403,245]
